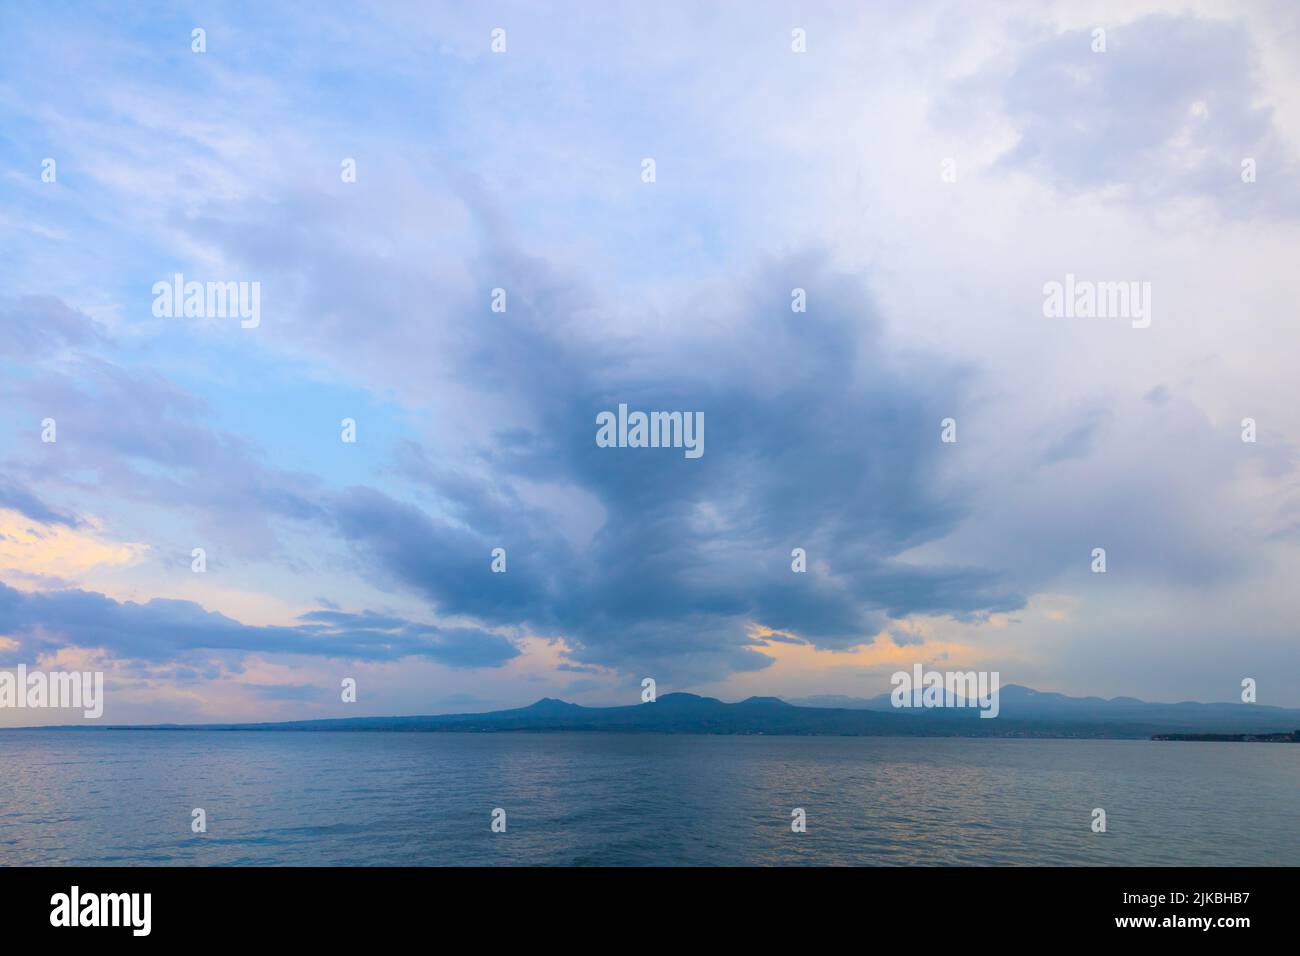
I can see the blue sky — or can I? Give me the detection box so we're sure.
[3,1,1300,723]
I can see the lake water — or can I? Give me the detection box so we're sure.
[0,731,1295,865]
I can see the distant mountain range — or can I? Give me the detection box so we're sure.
[35,685,1300,739]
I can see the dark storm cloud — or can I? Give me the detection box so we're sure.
[323,247,1026,680]
[166,178,1011,676]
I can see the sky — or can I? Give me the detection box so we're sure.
[2,0,1300,724]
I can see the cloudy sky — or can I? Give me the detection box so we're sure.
[2,0,1300,724]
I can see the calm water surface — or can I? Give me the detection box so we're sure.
[0,731,1295,865]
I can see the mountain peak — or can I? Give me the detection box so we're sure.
[520,697,582,713]
[655,692,721,706]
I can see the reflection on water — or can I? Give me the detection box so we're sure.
[0,731,1295,865]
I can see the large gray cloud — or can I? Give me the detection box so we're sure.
[315,246,1026,682]
[123,171,1033,682]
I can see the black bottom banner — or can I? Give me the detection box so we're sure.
[0,865,1284,942]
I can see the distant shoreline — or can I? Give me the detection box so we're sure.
[3,725,1298,742]
[4,686,1299,739]
[1151,731,1299,742]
